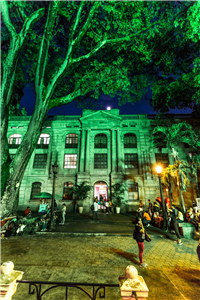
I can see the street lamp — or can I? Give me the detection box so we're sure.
[49,162,58,231]
[156,165,167,230]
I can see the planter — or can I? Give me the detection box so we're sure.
[78,206,83,214]
[116,207,120,214]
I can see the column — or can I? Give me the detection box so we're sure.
[85,129,91,172]
[117,129,123,172]
[112,129,117,172]
[80,130,86,172]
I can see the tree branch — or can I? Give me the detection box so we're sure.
[1,0,17,38]
[35,2,59,103]
[48,86,91,109]
[69,1,84,44]
[72,1,99,46]
[19,8,45,47]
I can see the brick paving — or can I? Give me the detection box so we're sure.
[1,212,200,300]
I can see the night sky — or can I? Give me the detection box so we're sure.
[20,87,192,116]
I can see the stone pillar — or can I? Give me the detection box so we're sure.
[112,129,117,172]
[117,129,123,172]
[85,129,91,172]
[80,130,86,172]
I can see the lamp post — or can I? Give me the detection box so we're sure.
[49,162,58,231]
[156,165,167,230]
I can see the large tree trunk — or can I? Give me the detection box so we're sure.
[1,104,48,218]
[1,104,11,197]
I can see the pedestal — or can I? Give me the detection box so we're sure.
[0,270,23,300]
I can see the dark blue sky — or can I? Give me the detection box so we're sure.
[20,87,192,116]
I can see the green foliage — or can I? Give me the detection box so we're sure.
[111,183,125,207]
[70,181,93,206]
[161,160,191,192]
[153,121,198,150]
[2,0,199,111]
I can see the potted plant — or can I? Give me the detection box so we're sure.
[111,183,125,214]
[70,181,93,213]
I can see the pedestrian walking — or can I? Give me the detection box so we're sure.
[109,200,112,214]
[139,200,144,209]
[171,204,183,245]
[197,239,200,263]
[59,204,66,225]
[133,217,147,268]
[93,200,99,220]
[105,199,109,214]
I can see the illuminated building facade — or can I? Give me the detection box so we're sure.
[7,109,200,212]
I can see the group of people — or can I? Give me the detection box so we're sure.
[134,198,200,268]
[92,196,112,220]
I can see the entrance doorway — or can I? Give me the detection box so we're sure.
[94,181,107,201]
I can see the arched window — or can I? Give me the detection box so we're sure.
[94,134,107,148]
[63,182,73,200]
[65,134,78,148]
[8,134,22,148]
[30,182,41,199]
[37,134,50,148]
[128,182,139,200]
[124,133,137,148]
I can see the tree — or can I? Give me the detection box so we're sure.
[1,0,199,217]
[153,120,200,212]
[1,0,45,197]
[161,160,192,213]
[70,182,93,207]
[149,1,200,113]
[186,153,200,198]
[111,183,125,207]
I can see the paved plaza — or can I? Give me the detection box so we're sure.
[1,213,200,300]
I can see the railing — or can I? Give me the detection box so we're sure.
[16,280,135,300]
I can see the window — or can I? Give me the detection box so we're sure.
[155,153,169,168]
[124,154,138,169]
[63,182,73,200]
[33,154,47,169]
[64,154,77,168]
[8,134,22,148]
[65,134,78,148]
[128,182,139,200]
[94,154,107,169]
[124,133,137,148]
[36,134,50,148]
[30,182,41,199]
[94,134,107,148]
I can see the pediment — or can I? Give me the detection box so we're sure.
[80,110,122,122]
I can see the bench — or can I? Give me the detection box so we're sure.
[178,222,195,239]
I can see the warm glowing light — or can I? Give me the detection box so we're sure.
[156,165,162,174]
[107,107,111,110]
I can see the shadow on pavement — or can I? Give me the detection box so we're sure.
[174,267,200,286]
[108,247,139,265]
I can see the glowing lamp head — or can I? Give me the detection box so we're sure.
[156,165,162,174]
[107,107,111,110]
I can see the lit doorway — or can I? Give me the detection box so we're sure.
[94,181,107,201]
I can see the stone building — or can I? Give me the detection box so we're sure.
[7,109,200,212]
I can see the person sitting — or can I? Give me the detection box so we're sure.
[148,200,153,217]
[176,207,184,223]
[24,206,31,216]
[143,211,151,227]
[186,208,199,232]
[40,214,48,231]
